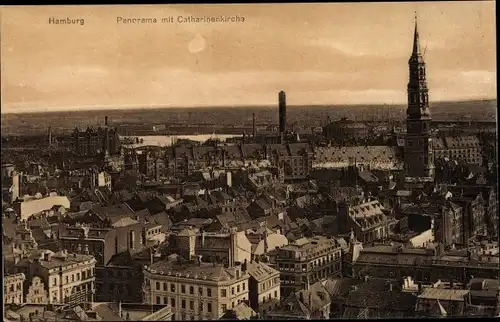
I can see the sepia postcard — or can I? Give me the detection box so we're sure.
[1,2,498,321]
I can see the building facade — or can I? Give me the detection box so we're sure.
[29,250,97,305]
[71,117,120,156]
[276,236,343,298]
[25,276,49,304]
[247,260,281,317]
[143,259,250,320]
[433,135,483,164]
[4,273,26,304]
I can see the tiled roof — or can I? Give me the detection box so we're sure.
[314,146,403,170]
[221,302,256,320]
[146,259,246,282]
[39,252,95,270]
[92,303,124,321]
[247,261,279,283]
[418,288,469,301]
[344,279,417,312]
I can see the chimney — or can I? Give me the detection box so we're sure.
[48,126,52,146]
[104,116,109,154]
[278,91,287,136]
[229,228,237,268]
[252,113,256,138]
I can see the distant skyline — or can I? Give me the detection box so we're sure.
[1,2,497,114]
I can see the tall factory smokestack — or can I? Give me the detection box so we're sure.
[104,116,109,154]
[252,113,256,138]
[48,126,52,146]
[279,91,286,142]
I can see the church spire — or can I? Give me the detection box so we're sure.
[412,11,421,56]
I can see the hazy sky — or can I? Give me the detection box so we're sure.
[0,2,496,114]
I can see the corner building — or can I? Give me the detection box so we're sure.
[142,259,249,320]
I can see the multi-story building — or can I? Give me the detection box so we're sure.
[246,260,281,317]
[71,116,121,156]
[433,135,482,164]
[401,200,464,247]
[169,227,252,267]
[275,236,343,298]
[349,241,499,284]
[142,258,249,320]
[313,146,403,171]
[58,220,150,303]
[266,143,314,181]
[16,250,96,305]
[10,220,39,256]
[449,188,487,240]
[4,273,25,304]
[137,148,168,180]
[165,143,314,181]
[337,199,396,244]
[25,276,49,304]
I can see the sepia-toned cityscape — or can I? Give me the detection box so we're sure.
[1,2,498,321]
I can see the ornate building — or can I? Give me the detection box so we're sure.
[71,116,121,157]
[404,15,435,185]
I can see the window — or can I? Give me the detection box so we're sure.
[208,303,212,313]
[237,285,240,293]
[77,273,80,280]
[242,283,245,291]
[181,285,186,293]
[71,275,74,282]
[207,288,212,297]
[274,290,278,298]
[221,304,227,312]
[171,298,176,307]
[189,286,194,295]
[190,301,194,310]
[156,296,161,304]
[221,289,227,297]
[231,287,235,295]
[163,282,167,291]
[171,284,176,292]
[199,287,203,296]
[182,300,186,309]
[156,282,160,290]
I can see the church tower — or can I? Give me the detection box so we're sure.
[404,14,434,184]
